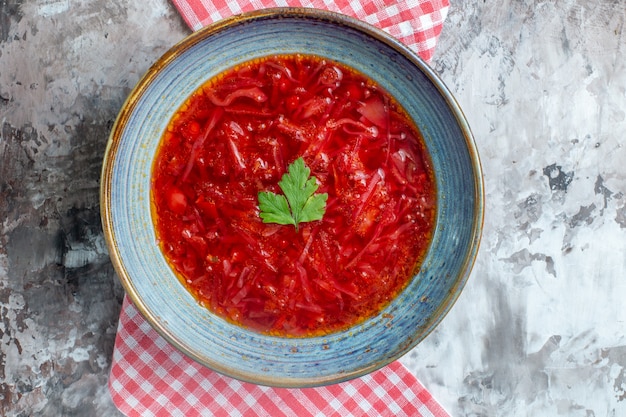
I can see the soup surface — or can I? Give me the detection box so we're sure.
[151,54,436,336]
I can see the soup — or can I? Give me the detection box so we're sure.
[151,54,436,337]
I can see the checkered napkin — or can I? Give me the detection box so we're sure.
[108,1,450,415]
[109,296,450,416]
[171,0,450,63]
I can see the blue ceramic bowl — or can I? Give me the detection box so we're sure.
[101,8,483,387]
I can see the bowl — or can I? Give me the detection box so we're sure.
[100,8,483,388]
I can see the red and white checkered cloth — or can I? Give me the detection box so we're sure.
[109,1,451,415]
[109,296,450,416]
[171,0,449,63]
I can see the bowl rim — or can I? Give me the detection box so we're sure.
[100,7,485,387]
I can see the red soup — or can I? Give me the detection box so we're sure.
[152,54,436,337]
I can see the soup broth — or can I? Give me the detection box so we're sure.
[151,54,436,337]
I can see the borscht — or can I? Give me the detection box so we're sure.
[151,54,436,337]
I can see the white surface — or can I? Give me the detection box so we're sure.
[401,1,626,416]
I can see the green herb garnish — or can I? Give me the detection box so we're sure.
[258,157,328,231]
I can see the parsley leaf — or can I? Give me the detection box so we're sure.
[258,157,328,230]
[257,192,295,227]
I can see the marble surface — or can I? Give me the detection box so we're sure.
[1,1,625,416]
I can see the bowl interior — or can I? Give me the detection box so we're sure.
[101,8,483,388]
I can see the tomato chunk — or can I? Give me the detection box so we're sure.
[166,187,188,214]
